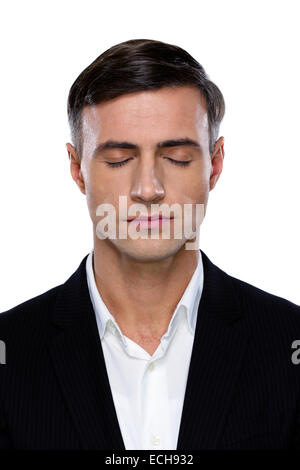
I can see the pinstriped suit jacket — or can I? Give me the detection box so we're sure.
[1,250,300,449]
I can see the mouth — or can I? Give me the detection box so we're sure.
[127,214,174,229]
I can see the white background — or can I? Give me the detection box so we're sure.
[0,0,299,311]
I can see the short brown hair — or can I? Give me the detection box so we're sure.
[67,39,225,157]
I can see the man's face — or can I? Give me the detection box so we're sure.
[67,85,224,261]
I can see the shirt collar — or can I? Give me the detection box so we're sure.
[86,250,123,343]
[86,249,204,346]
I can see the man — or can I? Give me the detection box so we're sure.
[0,39,300,450]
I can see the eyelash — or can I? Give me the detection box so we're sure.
[106,158,132,168]
[106,157,191,168]
[166,158,191,167]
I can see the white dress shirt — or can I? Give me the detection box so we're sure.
[85,249,204,450]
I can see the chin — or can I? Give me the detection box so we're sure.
[110,238,188,262]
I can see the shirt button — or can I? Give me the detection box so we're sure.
[148,362,155,371]
[150,435,161,446]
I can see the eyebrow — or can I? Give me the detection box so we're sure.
[92,138,201,157]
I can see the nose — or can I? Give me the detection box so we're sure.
[130,155,165,203]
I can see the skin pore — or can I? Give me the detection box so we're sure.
[66,85,224,355]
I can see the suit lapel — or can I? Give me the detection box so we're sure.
[47,254,125,450]
[177,250,248,450]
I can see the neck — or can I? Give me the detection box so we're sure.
[92,237,199,340]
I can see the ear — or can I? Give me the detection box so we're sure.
[66,143,86,195]
[209,136,225,191]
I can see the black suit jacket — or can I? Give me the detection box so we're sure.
[1,250,300,450]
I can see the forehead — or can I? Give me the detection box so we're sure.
[81,85,209,151]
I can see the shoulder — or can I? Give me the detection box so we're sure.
[201,250,300,339]
[228,271,300,314]
[201,249,300,318]
[0,284,63,339]
[0,252,90,349]
[227,270,300,338]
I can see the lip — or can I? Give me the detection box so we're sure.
[127,214,174,222]
[127,215,174,230]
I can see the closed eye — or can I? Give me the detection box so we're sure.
[106,158,132,168]
[164,157,191,167]
[105,157,191,168]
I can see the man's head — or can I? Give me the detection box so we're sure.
[66,39,225,261]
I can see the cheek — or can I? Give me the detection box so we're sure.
[83,167,108,218]
[177,167,210,204]
[85,163,109,195]
[85,166,128,221]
